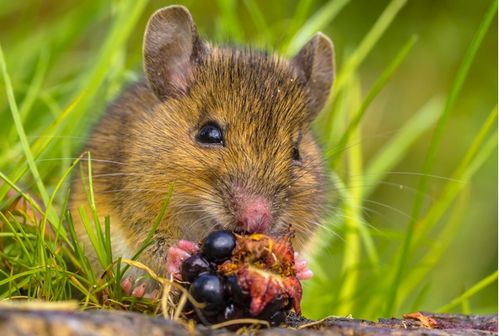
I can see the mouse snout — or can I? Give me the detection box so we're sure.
[237,196,272,233]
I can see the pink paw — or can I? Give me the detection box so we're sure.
[294,252,313,280]
[166,239,199,280]
[120,276,158,299]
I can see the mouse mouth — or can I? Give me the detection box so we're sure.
[229,221,284,238]
[194,215,286,241]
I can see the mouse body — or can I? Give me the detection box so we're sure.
[70,5,335,297]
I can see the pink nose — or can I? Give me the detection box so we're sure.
[239,197,271,233]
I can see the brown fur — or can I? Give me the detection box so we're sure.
[70,5,334,277]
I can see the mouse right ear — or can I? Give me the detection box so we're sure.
[143,6,209,100]
[291,33,335,119]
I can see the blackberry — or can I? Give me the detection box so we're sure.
[220,303,246,321]
[189,274,226,315]
[226,275,250,306]
[201,230,236,262]
[181,254,211,282]
[265,310,286,327]
[258,295,286,322]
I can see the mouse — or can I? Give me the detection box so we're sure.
[70,5,335,299]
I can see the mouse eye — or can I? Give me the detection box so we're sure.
[292,145,301,163]
[196,122,224,146]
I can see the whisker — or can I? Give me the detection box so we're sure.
[37,157,128,165]
[26,136,88,140]
[348,171,461,183]
[363,199,414,221]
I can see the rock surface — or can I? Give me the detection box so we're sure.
[0,302,496,336]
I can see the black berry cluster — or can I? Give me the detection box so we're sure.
[181,230,290,327]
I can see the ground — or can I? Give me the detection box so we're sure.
[0,302,496,336]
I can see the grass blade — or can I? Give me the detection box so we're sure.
[282,0,316,49]
[131,185,174,261]
[412,105,497,245]
[0,45,49,207]
[363,96,443,197]
[216,0,244,42]
[40,155,83,245]
[330,173,379,266]
[399,188,470,307]
[242,0,271,44]
[121,185,174,278]
[318,0,408,141]
[0,93,82,212]
[0,212,34,265]
[328,34,418,162]
[63,0,148,140]
[336,76,364,315]
[284,0,350,56]
[416,128,497,245]
[437,271,498,312]
[7,50,49,143]
[330,0,407,99]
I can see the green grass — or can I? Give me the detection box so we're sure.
[0,0,497,322]
[383,0,498,315]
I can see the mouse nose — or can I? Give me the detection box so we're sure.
[238,196,272,233]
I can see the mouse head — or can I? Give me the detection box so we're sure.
[137,5,334,242]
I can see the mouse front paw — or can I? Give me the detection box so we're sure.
[166,239,199,280]
[294,252,314,280]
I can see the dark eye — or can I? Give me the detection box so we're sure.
[292,145,301,162]
[196,122,224,145]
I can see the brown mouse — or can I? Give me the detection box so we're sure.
[70,5,335,298]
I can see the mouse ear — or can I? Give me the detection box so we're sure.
[143,5,209,100]
[291,33,335,119]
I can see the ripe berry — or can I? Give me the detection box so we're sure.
[266,310,286,327]
[189,274,226,314]
[181,254,211,283]
[221,303,245,320]
[262,295,286,313]
[201,230,236,262]
[255,295,288,326]
[226,275,250,306]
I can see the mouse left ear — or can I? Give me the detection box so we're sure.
[291,33,335,119]
[143,5,209,100]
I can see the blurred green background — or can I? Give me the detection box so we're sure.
[0,0,497,320]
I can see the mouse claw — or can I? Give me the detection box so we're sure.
[120,277,133,295]
[294,252,314,281]
[121,272,159,299]
[166,239,199,280]
[143,289,159,299]
[131,282,147,298]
